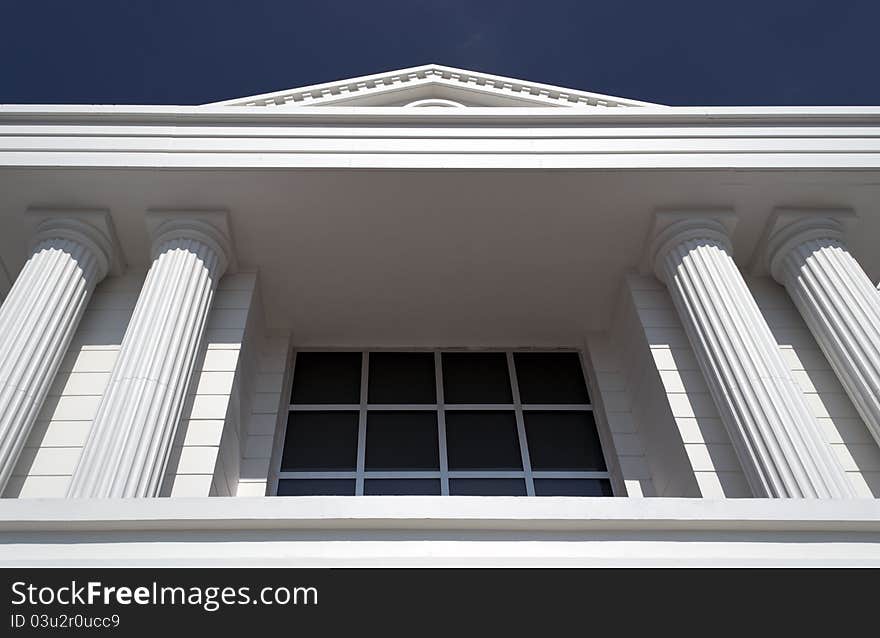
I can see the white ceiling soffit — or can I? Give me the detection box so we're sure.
[209,64,662,108]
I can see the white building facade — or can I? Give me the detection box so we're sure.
[0,65,879,565]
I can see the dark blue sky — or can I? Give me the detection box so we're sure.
[2,1,878,106]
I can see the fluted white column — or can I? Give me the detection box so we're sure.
[0,216,113,492]
[768,214,880,451]
[652,218,854,498]
[68,217,230,498]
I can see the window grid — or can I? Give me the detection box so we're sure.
[276,349,610,495]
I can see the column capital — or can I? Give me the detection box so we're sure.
[25,208,123,282]
[145,209,236,275]
[753,207,856,283]
[644,210,737,284]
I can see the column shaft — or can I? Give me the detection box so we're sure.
[770,217,880,451]
[0,220,110,492]
[653,219,853,498]
[69,221,228,498]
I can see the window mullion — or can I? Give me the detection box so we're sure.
[507,352,535,496]
[355,351,368,496]
[435,351,449,496]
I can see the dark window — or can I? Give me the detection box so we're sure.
[449,478,527,496]
[280,411,359,471]
[524,411,606,471]
[445,411,522,470]
[368,352,436,404]
[365,411,439,471]
[276,350,611,497]
[277,479,356,496]
[364,479,441,495]
[514,352,590,404]
[291,352,361,404]
[533,479,613,497]
[441,352,512,404]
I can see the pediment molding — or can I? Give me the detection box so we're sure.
[210,64,659,108]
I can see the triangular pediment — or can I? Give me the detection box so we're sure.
[210,64,659,108]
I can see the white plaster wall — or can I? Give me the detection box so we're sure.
[577,346,631,497]
[603,274,752,498]
[748,277,880,497]
[604,278,691,496]
[585,329,657,498]
[236,336,290,496]
[162,272,261,497]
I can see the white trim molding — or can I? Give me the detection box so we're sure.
[1,105,880,170]
[0,497,878,566]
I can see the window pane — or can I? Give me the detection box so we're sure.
[449,478,526,496]
[291,352,361,404]
[364,479,441,495]
[514,352,590,404]
[524,411,606,471]
[534,479,613,497]
[445,411,522,470]
[277,479,355,496]
[365,411,439,470]
[280,411,359,471]
[368,352,436,404]
[441,352,512,404]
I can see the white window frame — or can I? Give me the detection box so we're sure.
[271,348,613,496]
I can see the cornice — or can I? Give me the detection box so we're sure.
[2,108,880,170]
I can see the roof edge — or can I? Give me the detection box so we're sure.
[4,104,880,124]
